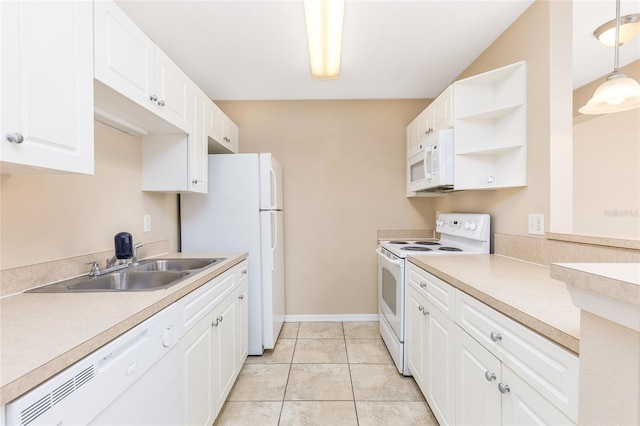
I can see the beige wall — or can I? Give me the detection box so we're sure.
[216,100,434,316]
[571,61,640,240]
[435,0,559,238]
[0,121,179,270]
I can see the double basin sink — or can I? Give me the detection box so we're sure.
[28,258,225,293]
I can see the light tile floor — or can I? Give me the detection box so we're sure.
[215,322,439,425]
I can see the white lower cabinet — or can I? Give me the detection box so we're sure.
[179,261,248,425]
[406,263,578,425]
[406,282,455,426]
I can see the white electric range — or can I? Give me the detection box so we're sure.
[376,213,491,375]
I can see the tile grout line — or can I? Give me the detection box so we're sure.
[343,322,360,426]
[276,323,299,425]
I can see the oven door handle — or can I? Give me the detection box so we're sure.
[375,248,404,266]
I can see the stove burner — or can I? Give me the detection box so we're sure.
[439,247,463,252]
[389,241,410,244]
[402,246,432,252]
[415,241,440,246]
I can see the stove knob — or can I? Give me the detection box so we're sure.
[464,222,471,230]
[436,219,444,226]
[469,223,477,231]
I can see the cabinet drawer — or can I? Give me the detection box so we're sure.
[178,267,236,338]
[408,264,456,319]
[455,291,578,422]
[235,260,248,283]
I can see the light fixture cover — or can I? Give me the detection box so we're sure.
[594,13,640,46]
[579,71,640,114]
[304,0,345,80]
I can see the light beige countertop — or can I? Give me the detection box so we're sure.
[550,263,640,305]
[0,252,247,405]
[408,254,581,354]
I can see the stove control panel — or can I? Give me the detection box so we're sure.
[436,213,490,241]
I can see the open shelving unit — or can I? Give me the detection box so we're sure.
[453,61,527,189]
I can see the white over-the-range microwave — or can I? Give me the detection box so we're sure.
[407,128,454,193]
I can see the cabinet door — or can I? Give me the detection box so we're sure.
[206,101,225,145]
[1,0,93,174]
[189,90,208,193]
[456,326,502,426]
[154,48,191,132]
[94,0,155,110]
[432,85,453,132]
[406,286,427,390]
[211,296,237,417]
[180,315,214,426]
[235,281,249,365]
[501,366,575,426]
[224,119,240,154]
[426,304,456,426]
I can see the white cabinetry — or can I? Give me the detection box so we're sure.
[453,61,527,189]
[405,262,579,425]
[179,261,248,425]
[207,102,240,154]
[406,265,456,426]
[0,0,94,174]
[94,0,190,133]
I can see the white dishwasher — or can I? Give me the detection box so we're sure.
[5,304,180,426]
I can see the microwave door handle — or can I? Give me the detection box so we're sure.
[424,146,433,180]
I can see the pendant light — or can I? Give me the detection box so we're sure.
[579,0,640,114]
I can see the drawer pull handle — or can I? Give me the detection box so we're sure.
[484,371,496,382]
[418,305,429,315]
[498,383,510,394]
[490,331,502,342]
[419,281,427,289]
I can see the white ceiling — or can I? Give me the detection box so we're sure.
[116,0,640,101]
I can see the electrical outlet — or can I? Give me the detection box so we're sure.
[528,214,544,236]
[143,214,152,232]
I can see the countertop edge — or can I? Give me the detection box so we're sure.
[0,253,248,405]
[407,256,580,354]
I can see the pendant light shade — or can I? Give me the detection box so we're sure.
[580,0,640,115]
[304,0,345,80]
[579,71,640,114]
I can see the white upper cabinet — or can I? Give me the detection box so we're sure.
[453,61,527,190]
[207,102,239,154]
[0,0,94,174]
[94,0,190,133]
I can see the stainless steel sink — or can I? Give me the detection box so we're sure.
[27,257,226,293]
[130,258,223,272]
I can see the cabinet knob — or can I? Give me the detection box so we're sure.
[150,95,157,102]
[241,269,248,275]
[157,100,165,107]
[238,294,244,300]
[419,281,427,289]
[418,305,429,315]
[6,133,24,144]
[484,371,496,382]
[498,383,511,394]
[490,331,502,342]
[212,315,223,327]
[192,179,199,184]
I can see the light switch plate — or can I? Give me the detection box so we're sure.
[143,214,151,232]
[528,214,544,235]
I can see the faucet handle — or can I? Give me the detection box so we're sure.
[86,261,100,276]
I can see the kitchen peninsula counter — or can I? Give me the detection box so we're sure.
[408,254,580,354]
[0,252,247,405]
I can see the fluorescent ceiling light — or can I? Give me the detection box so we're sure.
[580,0,640,114]
[594,13,640,46]
[304,0,345,80]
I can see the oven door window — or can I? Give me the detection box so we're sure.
[381,268,397,315]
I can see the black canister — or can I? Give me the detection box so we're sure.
[114,232,134,260]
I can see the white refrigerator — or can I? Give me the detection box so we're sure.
[180,153,285,355]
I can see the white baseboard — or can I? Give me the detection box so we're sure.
[284,314,379,323]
